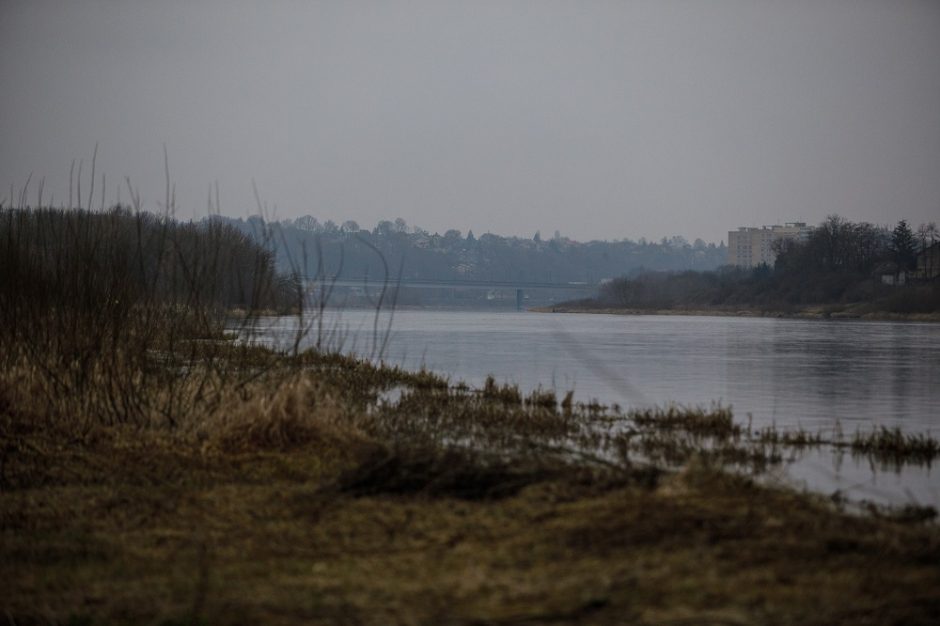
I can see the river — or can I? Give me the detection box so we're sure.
[245,309,940,507]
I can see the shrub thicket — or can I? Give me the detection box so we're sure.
[0,206,293,428]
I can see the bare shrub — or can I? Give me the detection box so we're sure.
[0,205,288,430]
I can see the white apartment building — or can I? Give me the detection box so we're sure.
[727,223,813,268]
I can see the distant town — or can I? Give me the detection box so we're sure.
[727,219,939,283]
[728,223,814,267]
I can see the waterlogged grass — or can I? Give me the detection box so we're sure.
[630,403,740,438]
[850,426,940,466]
[752,424,940,469]
[3,345,940,625]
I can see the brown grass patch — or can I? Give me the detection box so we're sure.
[199,375,371,454]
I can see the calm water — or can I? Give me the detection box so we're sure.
[248,310,940,506]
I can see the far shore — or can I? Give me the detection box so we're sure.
[531,304,940,323]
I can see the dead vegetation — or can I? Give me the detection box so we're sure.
[2,203,939,624]
[4,383,940,626]
[849,426,940,467]
[4,337,940,625]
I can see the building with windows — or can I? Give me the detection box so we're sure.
[727,223,813,268]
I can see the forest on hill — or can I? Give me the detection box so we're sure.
[213,215,727,284]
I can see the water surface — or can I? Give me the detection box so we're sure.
[247,310,940,506]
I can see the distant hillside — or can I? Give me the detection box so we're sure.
[209,215,726,284]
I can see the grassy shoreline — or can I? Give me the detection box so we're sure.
[4,348,940,625]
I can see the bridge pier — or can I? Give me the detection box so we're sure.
[516,288,524,311]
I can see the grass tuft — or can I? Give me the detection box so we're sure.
[200,375,366,453]
[850,426,939,466]
[630,404,740,439]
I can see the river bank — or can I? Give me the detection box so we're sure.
[3,348,940,625]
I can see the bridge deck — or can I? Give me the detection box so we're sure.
[312,277,599,291]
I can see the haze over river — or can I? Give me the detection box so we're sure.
[248,310,940,507]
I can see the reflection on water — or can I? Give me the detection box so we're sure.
[781,445,937,508]
[245,309,940,506]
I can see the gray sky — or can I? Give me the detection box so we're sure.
[2,0,939,244]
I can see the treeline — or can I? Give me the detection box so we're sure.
[582,216,939,314]
[216,215,727,283]
[0,206,293,426]
[0,207,290,326]
[773,216,931,275]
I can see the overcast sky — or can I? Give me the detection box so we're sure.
[2,1,938,243]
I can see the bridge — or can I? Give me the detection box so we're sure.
[306,277,600,309]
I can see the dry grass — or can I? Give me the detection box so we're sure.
[3,352,940,625]
[3,422,939,625]
[199,375,367,453]
[2,206,939,625]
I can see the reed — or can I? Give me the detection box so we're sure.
[849,426,939,465]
